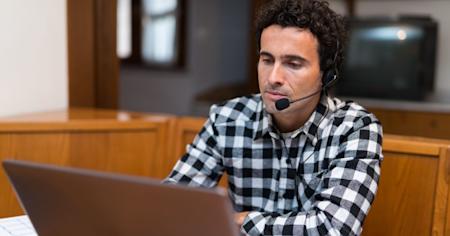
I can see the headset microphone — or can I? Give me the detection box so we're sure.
[275,89,322,111]
[274,73,337,111]
[275,98,290,111]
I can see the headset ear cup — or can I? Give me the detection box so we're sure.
[322,70,337,89]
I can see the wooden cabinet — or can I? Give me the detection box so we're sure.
[363,135,450,235]
[0,108,174,217]
[2,110,450,236]
[369,108,450,140]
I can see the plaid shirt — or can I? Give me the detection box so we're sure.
[166,94,383,236]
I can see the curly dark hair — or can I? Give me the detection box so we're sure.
[255,0,347,73]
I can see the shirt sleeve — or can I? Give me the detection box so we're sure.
[164,105,225,188]
[241,114,383,236]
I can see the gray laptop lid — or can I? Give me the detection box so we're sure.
[3,160,239,236]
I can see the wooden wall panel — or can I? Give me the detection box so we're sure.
[0,109,173,217]
[12,134,70,165]
[0,134,71,216]
[362,135,450,236]
[68,131,163,178]
[67,0,118,109]
[436,148,449,236]
[0,135,16,217]
[2,111,450,235]
[67,132,109,171]
[94,0,119,108]
[67,0,96,107]
[96,131,155,175]
[362,153,438,235]
[369,108,450,140]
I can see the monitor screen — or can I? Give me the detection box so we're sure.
[336,18,437,100]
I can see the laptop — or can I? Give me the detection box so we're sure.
[2,160,240,236]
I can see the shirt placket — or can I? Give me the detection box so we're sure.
[276,136,298,212]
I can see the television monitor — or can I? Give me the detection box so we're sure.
[335,16,438,100]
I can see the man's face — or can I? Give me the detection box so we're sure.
[258,25,322,114]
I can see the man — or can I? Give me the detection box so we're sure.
[165,0,383,235]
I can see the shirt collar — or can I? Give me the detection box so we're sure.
[253,94,336,145]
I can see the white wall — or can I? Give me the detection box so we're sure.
[0,0,68,117]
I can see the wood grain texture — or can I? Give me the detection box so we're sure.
[67,0,96,107]
[0,133,70,216]
[362,153,438,235]
[0,108,172,132]
[370,108,450,140]
[0,135,19,216]
[94,0,119,108]
[362,136,450,236]
[434,147,450,235]
[0,108,172,217]
[383,134,443,156]
[2,110,450,236]
[67,0,119,108]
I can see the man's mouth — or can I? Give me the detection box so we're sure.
[265,90,288,101]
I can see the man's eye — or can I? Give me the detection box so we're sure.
[261,58,273,64]
[287,62,301,69]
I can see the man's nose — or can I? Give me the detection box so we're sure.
[267,63,285,85]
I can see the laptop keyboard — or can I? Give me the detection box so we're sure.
[0,215,37,236]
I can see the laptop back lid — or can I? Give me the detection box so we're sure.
[3,160,239,236]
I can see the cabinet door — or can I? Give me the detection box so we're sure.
[0,125,167,217]
[67,130,164,177]
[0,133,71,217]
[363,153,438,235]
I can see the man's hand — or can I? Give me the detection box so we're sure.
[234,211,249,226]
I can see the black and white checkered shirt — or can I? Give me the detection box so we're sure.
[166,94,383,236]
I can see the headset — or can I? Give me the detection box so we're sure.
[321,39,340,90]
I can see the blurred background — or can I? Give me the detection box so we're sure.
[116,0,450,116]
[1,0,449,139]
